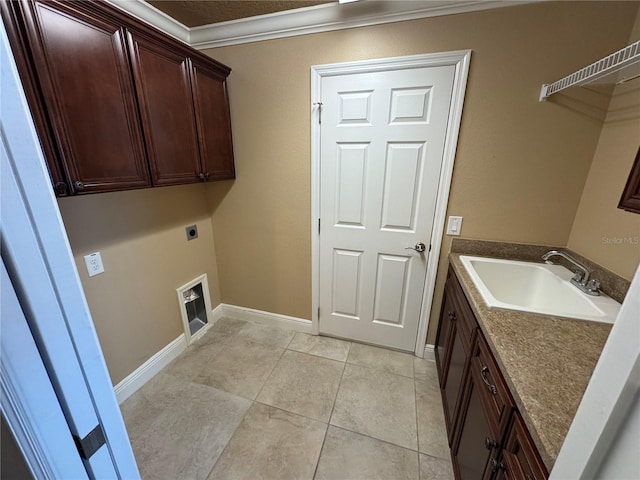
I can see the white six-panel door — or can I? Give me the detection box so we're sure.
[318,65,455,351]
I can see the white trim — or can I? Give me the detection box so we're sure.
[423,344,436,361]
[189,1,525,49]
[106,0,190,44]
[221,304,314,334]
[413,50,471,357]
[2,22,137,476]
[113,334,187,404]
[109,0,530,50]
[1,263,87,479]
[210,303,225,323]
[310,50,472,357]
[176,274,214,346]
[113,304,224,404]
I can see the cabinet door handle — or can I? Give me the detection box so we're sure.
[448,311,456,321]
[205,172,211,179]
[54,182,68,195]
[198,173,206,181]
[481,365,497,395]
[74,181,85,191]
[484,437,497,450]
[490,458,505,473]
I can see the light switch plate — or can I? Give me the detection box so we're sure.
[84,252,105,277]
[446,216,463,236]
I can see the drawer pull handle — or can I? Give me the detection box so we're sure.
[74,181,85,191]
[481,365,497,395]
[484,437,497,450]
[448,311,456,321]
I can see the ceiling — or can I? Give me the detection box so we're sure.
[147,0,334,27]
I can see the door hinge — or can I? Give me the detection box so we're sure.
[73,424,106,460]
[318,306,320,318]
[318,218,321,234]
[313,102,323,124]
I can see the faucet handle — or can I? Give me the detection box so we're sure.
[571,271,585,283]
[586,278,601,295]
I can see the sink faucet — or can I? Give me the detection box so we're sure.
[541,250,600,296]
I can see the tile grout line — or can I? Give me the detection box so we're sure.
[203,399,253,479]
[323,349,423,453]
[312,347,350,479]
[415,373,422,480]
[252,342,289,402]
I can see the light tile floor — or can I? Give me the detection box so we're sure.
[121,318,454,480]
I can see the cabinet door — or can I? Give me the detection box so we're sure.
[127,31,201,186]
[498,414,548,480]
[19,0,150,194]
[453,368,498,480]
[443,321,466,442]
[190,57,235,180]
[435,278,455,382]
[618,146,640,214]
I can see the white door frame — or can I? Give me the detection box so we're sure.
[1,21,139,477]
[310,50,471,356]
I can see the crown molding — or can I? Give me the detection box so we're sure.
[108,0,533,50]
[190,1,531,50]
[106,0,190,44]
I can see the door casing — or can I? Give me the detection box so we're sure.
[310,50,471,356]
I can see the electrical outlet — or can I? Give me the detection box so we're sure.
[446,216,463,236]
[84,252,105,277]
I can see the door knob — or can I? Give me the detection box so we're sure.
[405,242,426,253]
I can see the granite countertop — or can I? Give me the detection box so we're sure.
[449,253,612,471]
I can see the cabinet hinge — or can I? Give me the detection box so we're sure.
[318,218,321,234]
[318,306,320,318]
[429,244,432,252]
[73,424,106,460]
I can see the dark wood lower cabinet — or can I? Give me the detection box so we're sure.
[495,414,548,480]
[435,266,549,480]
[436,269,476,442]
[452,369,495,480]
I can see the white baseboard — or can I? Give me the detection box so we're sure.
[210,303,224,323]
[220,303,314,334]
[424,344,436,361]
[114,334,187,404]
[114,305,225,404]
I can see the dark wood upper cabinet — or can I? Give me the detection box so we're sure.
[18,0,150,194]
[2,0,235,196]
[127,31,201,186]
[190,57,235,180]
[618,146,640,214]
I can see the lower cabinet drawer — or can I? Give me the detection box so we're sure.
[472,333,514,440]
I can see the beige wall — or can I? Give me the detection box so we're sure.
[568,13,640,281]
[204,1,639,342]
[58,184,221,385]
